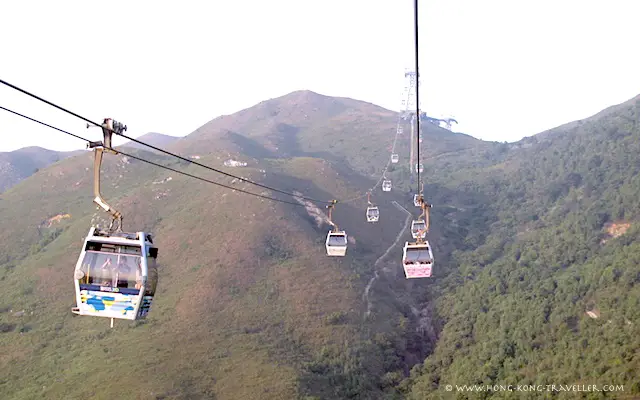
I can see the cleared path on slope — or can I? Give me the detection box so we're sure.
[363,200,413,320]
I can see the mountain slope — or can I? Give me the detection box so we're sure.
[121,132,182,152]
[3,89,640,399]
[403,94,640,398]
[0,146,82,193]
[0,134,449,399]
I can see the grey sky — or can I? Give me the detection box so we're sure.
[1,0,639,152]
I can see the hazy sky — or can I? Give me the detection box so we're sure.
[1,0,639,152]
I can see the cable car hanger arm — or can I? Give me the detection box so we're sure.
[326,200,339,232]
[87,118,126,233]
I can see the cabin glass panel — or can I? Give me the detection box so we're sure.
[78,251,142,289]
[411,222,425,233]
[404,248,432,263]
[327,235,347,246]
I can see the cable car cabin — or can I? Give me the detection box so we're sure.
[415,164,424,173]
[413,194,421,207]
[366,206,380,222]
[391,154,399,164]
[326,230,348,256]
[397,127,403,134]
[402,241,433,278]
[382,180,392,192]
[72,227,158,321]
[410,220,427,239]
[419,135,423,143]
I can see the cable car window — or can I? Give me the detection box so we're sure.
[85,241,142,255]
[145,255,158,296]
[405,249,432,263]
[79,251,142,289]
[327,236,347,246]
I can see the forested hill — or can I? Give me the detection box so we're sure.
[1,88,639,399]
[403,94,640,398]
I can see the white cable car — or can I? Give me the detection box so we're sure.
[411,220,427,239]
[419,135,423,143]
[397,127,403,134]
[414,194,421,207]
[72,227,158,321]
[402,241,433,278]
[325,201,347,256]
[72,118,160,328]
[391,153,399,163]
[366,206,380,222]
[382,180,392,192]
[326,230,348,256]
[415,164,424,173]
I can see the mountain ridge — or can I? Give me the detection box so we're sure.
[120,132,182,152]
[0,146,82,193]
[1,89,640,399]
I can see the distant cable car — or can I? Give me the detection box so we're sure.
[414,194,421,207]
[402,199,433,279]
[411,220,426,239]
[366,206,379,222]
[402,242,433,278]
[397,127,403,134]
[382,180,392,192]
[325,201,347,256]
[72,227,158,321]
[365,191,380,223]
[391,153,399,163]
[415,164,424,173]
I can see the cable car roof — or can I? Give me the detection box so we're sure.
[87,227,153,246]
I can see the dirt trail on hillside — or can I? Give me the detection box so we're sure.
[363,201,412,320]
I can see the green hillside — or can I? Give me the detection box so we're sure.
[402,95,640,399]
[1,90,639,400]
[0,108,446,399]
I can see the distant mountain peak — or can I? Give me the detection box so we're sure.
[121,132,181,151]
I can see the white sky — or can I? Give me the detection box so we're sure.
[1,0,639,152]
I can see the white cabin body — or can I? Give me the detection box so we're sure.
[402,241,434,278]
[72,227,158,320]
[366,206,380,222]
[326,230,348,256]
[410,220,427,239]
